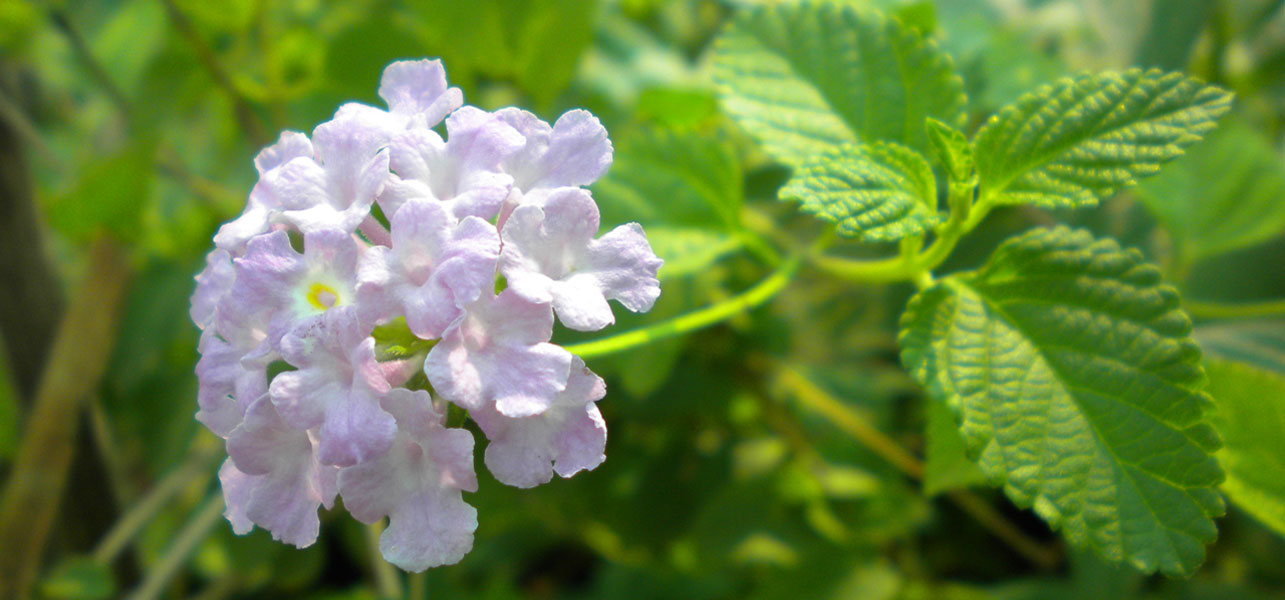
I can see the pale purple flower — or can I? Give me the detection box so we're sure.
[269,310,397,467]
[335,59,463,135]
[221,396,339,548]
[377,106,524,221]
[214,132,315,251]
[190,249,236,330]
[424,289,572,417]
[194,329,268,437]
[357,200,499,338]
[339,389,477,571]
[493,108,612,227]
[471,357,607,488]
[219,229,362,348]
[500,187,662,331]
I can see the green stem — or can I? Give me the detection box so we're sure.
[407,571,426,600]
[366,521,402,599]
[125,493,226,600]
[93,441,220,564]
[565,253,802,359]
[1185,298,1285,320]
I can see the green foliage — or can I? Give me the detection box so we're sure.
[973,69,1232,209]
[922,398,986,496]
[1137,117,1285,260]
[925,117,975,185]
[1205,359,1285,536]
[39,557,115,600]
[44,144,155,243]
[594,125,743,231]
[900,227,1223,575]
[779,141,940,242]
[711,0,966,166]
[645,227,743,281]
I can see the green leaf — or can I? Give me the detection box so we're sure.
[39,556,115,600]
[923,398,987,496]
[593,125,743,231]
[973,69,1232,209]
[1196,320,1285,376]
[926,117,975,185]
[900,226,1223,575]
[1136,118,1285,260]
[646,227,743,282]
[779,141,940,242]
[1205,359,1285,537]
[711,1,966,166]
[44,144,155,243]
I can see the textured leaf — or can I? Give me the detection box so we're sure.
[593,125,743,231]
[923,398,987,496]
[1205,359,1285,537]
[779,142,940,242]
[711,1,966,166]
[973,69,1231,209]
[926,117,975,184]
[900,226,1223,575]
[1137,118,1285,259]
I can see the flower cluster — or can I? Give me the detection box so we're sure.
[189,59,661,571]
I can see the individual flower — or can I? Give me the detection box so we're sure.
[214,131,315,251]
[194,329,268,437]
[357,200,500,339]
[496,108,612,196]
[218,229,362,348]
[221,396,339,548]
[339,389,477,571]
[269,310,397,467]
[378,106,525,221]
[499,187,662,331]
[424,289,573,417]
[335,58,463,135]
[470,357,607,488]
[189,249,235,330]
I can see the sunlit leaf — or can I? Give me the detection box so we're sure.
[712,1,966,166]
[1205,359,1285,537]
[923,398,987,496]
[779,141,940,242]
[973,69,1231,209]
[901,226,1223,575]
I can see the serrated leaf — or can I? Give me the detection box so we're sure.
[711,1,966,166]
[926,117,975,184]
[973,68,1231,209]
[1205,359,1285,537]
[593,125,743,231]
[900,226,1223,575]
[779,141,940,242]
[1136,117,1285,260]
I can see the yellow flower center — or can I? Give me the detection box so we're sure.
[305,282,341,311]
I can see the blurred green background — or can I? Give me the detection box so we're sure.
[2,0,1285,598]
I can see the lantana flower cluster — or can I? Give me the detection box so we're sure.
[189,59,661,571]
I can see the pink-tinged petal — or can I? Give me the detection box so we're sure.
[258,157,329,211]
[191,249,236,330]
[255,131,314,175]
[213,203,272,252]
[499,189,660,330]
[195,332,250,437]
[271,310,395,467]
[375,175,433,221]
[473,357,607,487]
[224,398,338,548]
[424,290,570,414]
[339,389,478,571]
[586,222,663,313]
[497,108,612,192]
[378,59,463,128]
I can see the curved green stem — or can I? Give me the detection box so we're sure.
[366,521,402,599]
[565,253,803,359]
[1185,298,1285,320]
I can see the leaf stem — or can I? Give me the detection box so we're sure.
[125,492,226,600]
[407,571,426,600]
[1184,298,1285,320]
[564,252,803,359]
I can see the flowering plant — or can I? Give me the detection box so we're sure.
[189,59,661,571]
